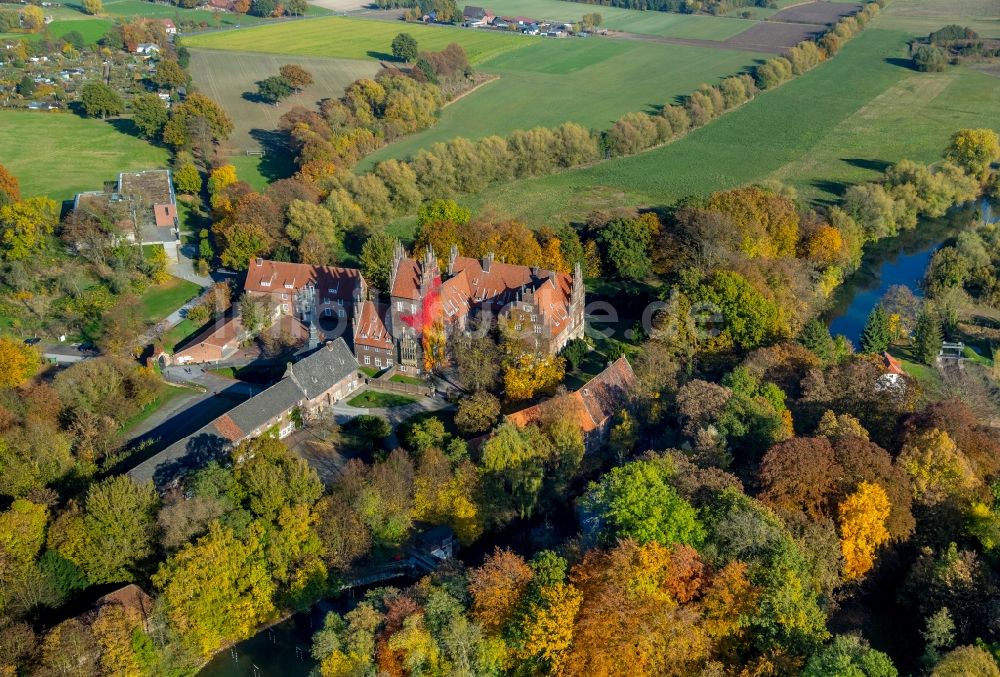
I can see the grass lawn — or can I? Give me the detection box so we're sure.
[439,26,1000,229]
[188,49,380,152]
[477,0,756,39]
[877,0,999,37]
[139,276,201,323]
[119,383,191,434]
[161,318,197,352]
[0,111,169,203]
[360,38,755,168]
[389,373,425,385]
[347,390,418,408]
[182,15,534,64]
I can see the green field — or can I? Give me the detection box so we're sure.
[477,0,756,39]
[877,0,1000,36]
[188,48,379,151]
[0,111,170,203]
[182,15,533,64]
[0,18,113,43]
[361,38,755,168]
[422,26,1000,229]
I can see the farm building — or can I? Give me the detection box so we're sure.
[463,5,494,26]
[129,338,361,489]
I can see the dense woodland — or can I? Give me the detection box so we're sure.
[1,124,1000,675]
[2,0,1000,672]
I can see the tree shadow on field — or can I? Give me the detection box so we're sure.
[813,179,850,200]
[242,90,272,104]
[367,50,395,61]
[249,128,296,182]
[885,57,917,70]
[108,117,142,137]
[844,157,891,172]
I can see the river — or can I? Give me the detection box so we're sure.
[826,199,995,342]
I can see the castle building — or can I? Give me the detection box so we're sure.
[385,243,586,373]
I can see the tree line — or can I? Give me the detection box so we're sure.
[280,0,889,229]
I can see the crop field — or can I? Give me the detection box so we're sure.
[182,15,533,64]
[188,49,379,151]
[769,1,861,25]
[479,0,756,40]
[427,26,1000,229]
[360,38,755,168]
[0,111,169,203]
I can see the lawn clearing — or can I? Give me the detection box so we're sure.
[182,15,533,64]
[361,38,755,168]
[188,48,379,152]
[438,26,1000,229]
[139,276,201,323]
[389,373,425,385]
[0,111,169,203]
[347,390,418,408]
[161,319,196,352]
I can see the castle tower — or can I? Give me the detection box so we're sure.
[571,261,585,338]
[421,246,437,295]
[390,239,405,292]
[447,243,459,277]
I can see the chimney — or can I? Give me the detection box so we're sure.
[483,251,494,273]
[447,243,458,277]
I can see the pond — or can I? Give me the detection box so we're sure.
[825,199,996,342]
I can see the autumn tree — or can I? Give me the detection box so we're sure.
[82,0,102,14]
[163,94,234,153]
[946,128,1000,179]
[279,64,313,89]
[153,523,276,659]
[0,337,40,388]
[760,436,840,519]
[154,59,187,90]
[1,196,59,261]
[503,352,565,401]
[931,645,1000,677]
[838,481,891,580]
[706,185,799,258]
[898,428,979,505]
[455,390,500,435]
[131,92,169,139]
[0,163,20,206]
[467,548,533,632]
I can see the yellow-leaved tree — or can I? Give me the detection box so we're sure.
[0,337,40,388]
[516,582,582,673]
[898,428,979,505]
[503,353,566,401]
[838,481,890,580]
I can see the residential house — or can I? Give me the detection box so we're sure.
[72,169,181,260]
[128,338,361,489]
[463,5,494,26]
[388,243,585,373]
[159,19,177,35]
[135,43,160,55]
[206,0,235,10]
[506,357,637,453]
[170,314,246,365]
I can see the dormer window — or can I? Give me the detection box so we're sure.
[260,280,271,287]
[284,282,294,289]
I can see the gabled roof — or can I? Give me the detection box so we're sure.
[463,5,490,19]
[245,259,362,302]
[507,357,636,434]
[354,301,393,349]
[288,337,358,400]
[128,338,359,488]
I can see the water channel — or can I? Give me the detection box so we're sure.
[826,199,995,341]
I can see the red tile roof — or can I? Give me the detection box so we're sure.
[244,259,362,303]
[212,414,244,442]
[392,253,575,338]
[153,203,176,227]
[883,352,905,376]
[507,357,637,433]
[354,301,393,349]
